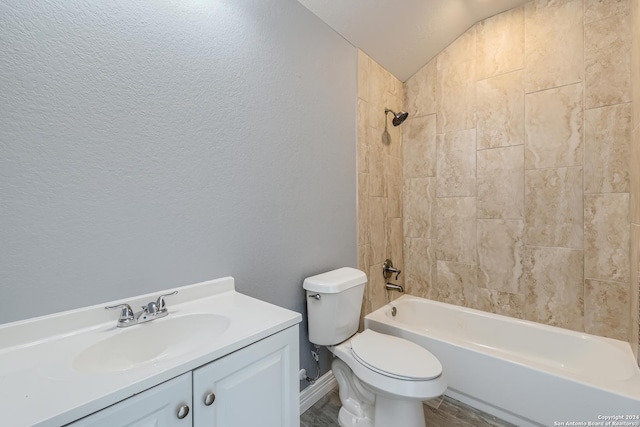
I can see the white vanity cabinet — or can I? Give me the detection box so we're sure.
[68,373,193,427]
[192,324,299,427]
[66,326,299,427]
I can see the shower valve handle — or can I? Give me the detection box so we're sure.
[382,259,401,280]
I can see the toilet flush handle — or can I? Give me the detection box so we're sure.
[308,293,321,300]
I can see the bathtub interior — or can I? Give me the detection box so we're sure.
[364,295,640,427]
[378,296,638,382]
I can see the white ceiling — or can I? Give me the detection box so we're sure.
[297,0,529,82]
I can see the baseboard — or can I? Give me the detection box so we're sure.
[300,370,337,414]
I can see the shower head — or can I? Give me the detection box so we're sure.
[385,109,409,126]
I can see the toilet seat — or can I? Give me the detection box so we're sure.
[331,330,447,401]
[350,330,442,381]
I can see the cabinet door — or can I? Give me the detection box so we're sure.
[67,373,192,427]
[193,326,299,427]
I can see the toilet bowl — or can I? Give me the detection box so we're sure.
[329,330,446,427]
[303,268,447,427]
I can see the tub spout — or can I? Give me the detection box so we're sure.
[385,283,404,293]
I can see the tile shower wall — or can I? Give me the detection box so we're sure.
[632,0,640,363]
[357,51,404,316]
[402,0,634,341]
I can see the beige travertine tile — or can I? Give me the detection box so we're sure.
[405,238,437,299]
[439,26,476,69]
[436,261,478,307]
[436,197,477,263]
[369,197,387,266]
[386,217,404,274]
[367,263,388,313]
[391,76,403,100]
[404,177,436,239]
[477,70,525,149]
[382,66,399,98]
[358,173,369,246]
[357,111,370,175]
[634,0,640,128]
[357,141,369,178]
[371,104,385,133]
[369,132,387,197]
[476,6,524,80]
[364,57,395,132]
[387,156,402,218]
[477,146,524,219]
[437,58,476,134]
[630,224,639,357]
[369,59,388,111]
[585,193,630,283]
[367,98,386,132]
[633,127,640,224]
[357,50,372,102]
[525,167,583,249]
[404,60,437,118]
[524,246,584,331]
[489,291,526,319]
[376,62,391,95]
[358,98,369,137]
[585,0,630,23]
[383,126,402,163]
[359,249,371,329]
[468,288,494,313]
[403,115,437,178]
[524,0,583,93]
[437,129,476,197]
[478,219,524,294]
[384,92,403,159]
[525,83,583,169]
[584,279,630,340]
[358,244,371,278]
[387,224,404,300]
[632,316,639,361]
[375,68,391,114]
[636,132,640,359]
[585,13,632,109]
[585,104,632,193]
[385,89,403,117]
[385,69,403,100]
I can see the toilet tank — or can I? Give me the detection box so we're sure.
[303,267,367,346]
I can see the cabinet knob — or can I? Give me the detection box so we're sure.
[204,392,216,406]
[176,404,190,419]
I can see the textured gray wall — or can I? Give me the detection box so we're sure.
[0,0,357,384]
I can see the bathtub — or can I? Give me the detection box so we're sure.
[365,295,640,427]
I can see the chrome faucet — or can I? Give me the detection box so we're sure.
[385,283,404,293]
[106,291,178,328]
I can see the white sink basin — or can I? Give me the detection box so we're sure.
[0,276,302,427]
[73,313,230,374]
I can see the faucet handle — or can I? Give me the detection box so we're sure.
[142,301,159,315]
[382,259,402,280]
[105,303,135,325]
[156,291,178,311]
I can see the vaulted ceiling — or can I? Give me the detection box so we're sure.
[297,0,529,81]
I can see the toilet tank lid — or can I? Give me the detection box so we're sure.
[303,267,367,293]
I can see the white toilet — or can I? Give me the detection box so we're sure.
[303,267,446,427]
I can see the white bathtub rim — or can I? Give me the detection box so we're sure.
[365,295,640,400]
[370,315,640,402]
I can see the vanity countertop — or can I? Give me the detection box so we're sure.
[0,277,302,427]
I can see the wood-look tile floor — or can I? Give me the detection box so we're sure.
[300,388,516,427]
